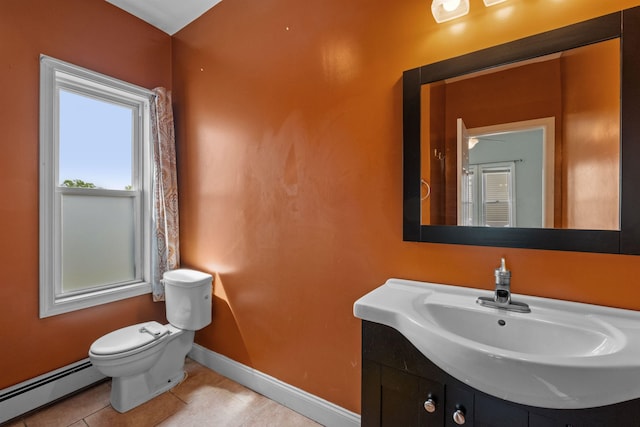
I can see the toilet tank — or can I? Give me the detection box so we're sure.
[163,269,212,330]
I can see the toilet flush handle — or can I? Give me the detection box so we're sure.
[139,323,166,338]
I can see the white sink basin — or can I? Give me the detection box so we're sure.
[421,293,623,358]
[354,279,640,409]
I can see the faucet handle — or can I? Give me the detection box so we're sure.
[495,257,511,282]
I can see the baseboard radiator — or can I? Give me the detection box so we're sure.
[0,358,106,424]
[188,344,361,427]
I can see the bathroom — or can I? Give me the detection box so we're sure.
[2,0,640,425]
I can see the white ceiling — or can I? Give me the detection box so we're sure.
[106,0,222,35]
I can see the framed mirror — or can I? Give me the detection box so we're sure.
[403,6,640,254]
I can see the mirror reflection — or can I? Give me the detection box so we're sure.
[420,39,620,230]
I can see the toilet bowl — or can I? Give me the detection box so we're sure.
[88,269,212,413]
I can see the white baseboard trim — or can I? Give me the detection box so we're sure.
[188,344,361,427]
[0,358,106,424]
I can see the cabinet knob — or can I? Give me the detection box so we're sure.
[453,409,466,425]
[424,398,437,413]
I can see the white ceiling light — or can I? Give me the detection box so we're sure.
[483,0,507,6]
[431,0,470,23]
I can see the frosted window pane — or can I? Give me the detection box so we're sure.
[59,90,133,190]
[61,194,136,292]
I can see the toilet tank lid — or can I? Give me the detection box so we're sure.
[90,321,168,356]
[163,269,212,287]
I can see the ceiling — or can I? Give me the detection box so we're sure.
[105,0,223,35]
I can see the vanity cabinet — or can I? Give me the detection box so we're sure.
[361,321,640,427]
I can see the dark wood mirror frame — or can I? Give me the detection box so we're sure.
[403,6,640,254]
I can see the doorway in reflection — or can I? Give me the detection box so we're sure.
[459,120,552,228]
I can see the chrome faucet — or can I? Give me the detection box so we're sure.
[477,258,531,313]
[494,257,511,304]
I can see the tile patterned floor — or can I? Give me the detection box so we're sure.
[5,358,323,427]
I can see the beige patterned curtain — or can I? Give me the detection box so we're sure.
[151,87,180,301]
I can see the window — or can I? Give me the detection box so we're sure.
[481,165,515,227]
[462,163,516,227]
[39,55,153,318]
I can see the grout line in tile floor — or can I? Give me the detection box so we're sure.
[4,358,323,427]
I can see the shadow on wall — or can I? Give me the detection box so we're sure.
[195,273,253,366]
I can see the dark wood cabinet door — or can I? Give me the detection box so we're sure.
[362,359,445,427]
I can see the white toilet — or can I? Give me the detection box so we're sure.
[89,268,212,413]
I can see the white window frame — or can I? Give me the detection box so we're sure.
[39,55,153,318]
[460,165,477,226]
[463,162,517,226]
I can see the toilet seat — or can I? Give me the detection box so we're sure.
[90,321,169,359]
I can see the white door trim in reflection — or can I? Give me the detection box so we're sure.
[458,117,555,228]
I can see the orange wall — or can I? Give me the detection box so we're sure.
[0,0,171,389]
[173,0,640,414]
[562,39,620,229]
[421,83,446,225]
